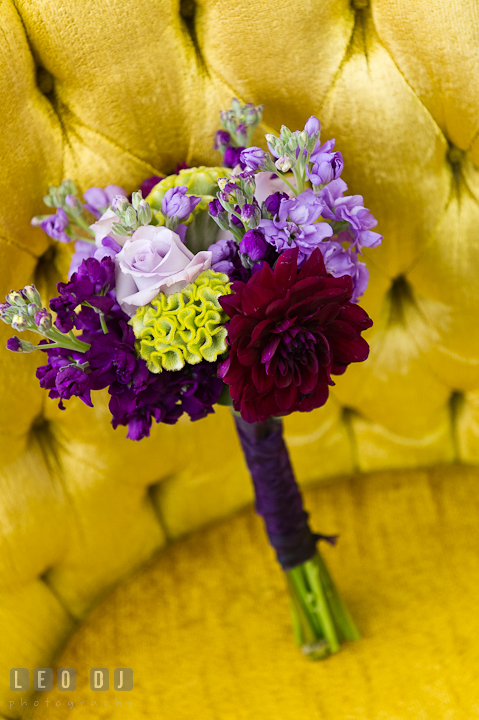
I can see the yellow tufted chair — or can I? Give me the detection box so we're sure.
[2,0,479,717]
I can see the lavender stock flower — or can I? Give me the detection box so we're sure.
[319,241,369,302]
[306,139,344,186]
[304,115,320,137]
[320,179,382,252]
[223,145,245,169]
[83,185,127,219]
[240,147,268,172]
[161,186,201,221]
[40,207,70,243]
[239,229,269,262]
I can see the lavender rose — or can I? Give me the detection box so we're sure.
[115,225,212,316]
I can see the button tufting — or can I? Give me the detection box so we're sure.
[387,275,414,326]
[351,0,369,9]
[180,0,196,20]
[36,67,54,96]
[447,145,465,167]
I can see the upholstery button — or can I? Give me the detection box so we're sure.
[180,0,196,19]
[351,0,369,9]
[447,145,465,167]
[36,67,54,96]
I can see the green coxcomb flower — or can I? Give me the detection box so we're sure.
[146,166,230,226]
[131,270,232,373]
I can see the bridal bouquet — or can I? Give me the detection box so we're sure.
[1,100,381,659]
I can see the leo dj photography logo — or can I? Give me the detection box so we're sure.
[10,668,133,691]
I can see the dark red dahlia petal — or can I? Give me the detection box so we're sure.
[219,293,243,318]
[249,259,278,294]
[241,283,273,317]
[274,247,299,291]
[261,336,281,363]
[297,247,327,280]
[331,363,348,375]
[252,361,275,393]
[275,383,298,411]
[251,318,275,344]
[296,381,329,412]
[266,293,292,321]
[338,302,373,331]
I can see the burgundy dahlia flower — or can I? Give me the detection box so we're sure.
[218,247,372,423]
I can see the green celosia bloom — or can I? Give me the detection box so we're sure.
[146,166,230,226]
[131,270,232,373]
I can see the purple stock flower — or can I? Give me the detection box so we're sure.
[36,345,92,410]
[83,185,127,219]
[279,190,325,225]
[320,179,382,252]
[304,116,320,137]
[239,229,269,262]
[259,190,333,264]
[40,208,70,243]
[208,199,224,218]
[240,147,268,172]
[223,145,245,169]
[6,337,22,352]
[319,241,369,302]
[264,191,289,216]
[306,139,344,186]
[55,365,92,407]
[161,186,201,221]
[214,129,231,152]
[50,256,116,333]
[209,238,250,281]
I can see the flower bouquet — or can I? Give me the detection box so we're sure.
[1,100,381,659]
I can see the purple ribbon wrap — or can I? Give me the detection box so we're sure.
[234,414,334,571]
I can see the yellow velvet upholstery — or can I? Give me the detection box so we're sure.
[1,0,479,717]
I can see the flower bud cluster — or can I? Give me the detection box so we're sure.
[110,191,152,236]
[219,99,264,148]
[0,285,55,351]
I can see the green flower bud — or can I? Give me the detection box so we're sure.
[137,199,152,226]
[280,125,292,141]
[23,285,41,307]
[6,291,26,307]
[11,313,27,331]
[131,190,143,211]
[111,222,131,237]
[275,155,293,173]
[123,206,138,227]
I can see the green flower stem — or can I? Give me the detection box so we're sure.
[45,328,90,353]
[99,313,109,334]
[285,549,360,660]
[69,213,95,236]
[272,171,297,196]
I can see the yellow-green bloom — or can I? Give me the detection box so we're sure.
[131,270,232,373]
[146,167,230,226]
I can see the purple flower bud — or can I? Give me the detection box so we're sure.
[240,203,260,227]
[7,336,34,353]
[214,129,231,152]
[84,185,127,218]
[236,123,248,146]
[111,195,130,214]
[304,116,321,137]
[40,207,70,243]
[223,145,245,169]
[240,147,268,172]
[209,199,224,218]
[264,192,289,216]
[239,229,268,262]
[35,308,53,332]
[161,186,201,221]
